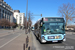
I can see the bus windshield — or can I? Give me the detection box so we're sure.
[43,22,65,34]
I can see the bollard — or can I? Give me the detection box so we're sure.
[28,46,30,50]
[26,43,28,48]
[26,35,30,50]
[28,37,29,43]
[27,36,28,39]
[26,38,28,48]
[23,43,25,50]
[26,36,29,49]
[27,36,29,43]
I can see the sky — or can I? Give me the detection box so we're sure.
[5,0,75,25]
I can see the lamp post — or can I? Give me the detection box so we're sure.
[25,0,28,34]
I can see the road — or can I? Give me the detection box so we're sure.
[32,31,75,50]
[0,30,75,50]
[0,30,25,50]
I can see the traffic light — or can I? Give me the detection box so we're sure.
[41,14,42,17]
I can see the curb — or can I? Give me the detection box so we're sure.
[24,31,33,50]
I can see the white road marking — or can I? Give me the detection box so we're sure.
[0,34,21,48]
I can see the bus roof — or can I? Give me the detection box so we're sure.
[35,17,64,24]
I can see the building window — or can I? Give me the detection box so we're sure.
[9,14,10,21]
[5,12,6,19]
[20,17,21,20]
[16,15,18,18]
[8,13,9,20]
[0,9,1,19]
[20,17,21,24]
[2,10,4,18]
[7,13,8,20]
[0,2,2,5]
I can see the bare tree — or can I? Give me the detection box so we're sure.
[24,17,28,29]
[10,22,16,27]
[28,11,33,27]
[0,19,10,28]
[24,17,29,29]
[10,22,16,31]
[58,3,75,28]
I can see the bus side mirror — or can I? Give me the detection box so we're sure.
[40,22,44,27]
[40,22,43,27]
[40,25,42,27]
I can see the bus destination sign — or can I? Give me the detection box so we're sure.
[44,18,64,22]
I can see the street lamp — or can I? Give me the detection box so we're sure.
[41,14,42,17]
[25,0,28,34]
[31,13,42,17]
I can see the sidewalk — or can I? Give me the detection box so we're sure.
[26,31,33,50]
[0,30,33,50]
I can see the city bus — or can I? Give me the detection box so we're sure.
[34,17,66,43]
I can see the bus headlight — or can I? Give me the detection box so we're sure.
[59,35,62,39]
[41,36,46,43]
[63,35,66,41]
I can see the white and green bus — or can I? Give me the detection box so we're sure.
[34,17,66,43]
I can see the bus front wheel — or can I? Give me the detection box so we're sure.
[58,41,63,43]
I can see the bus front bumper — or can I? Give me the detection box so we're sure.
[41,38,66,43]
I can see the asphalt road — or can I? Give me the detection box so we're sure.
[32,31,75,50]
[0,30,75,50]
[0,30,23,49]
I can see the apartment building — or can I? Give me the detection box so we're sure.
[0,0,13,22]
[13,10,25,29]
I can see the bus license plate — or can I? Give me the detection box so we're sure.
[52,40,58,42]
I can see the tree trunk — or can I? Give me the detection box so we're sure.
[65,19,68,28]
[65,15,68,28]
[4,26,5,29]
[11,26,13,29]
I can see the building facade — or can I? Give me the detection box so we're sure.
[13,10,25,29]
[0,0,13,23]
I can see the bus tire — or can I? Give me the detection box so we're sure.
[58,41,63,43]
[36,35,38,40]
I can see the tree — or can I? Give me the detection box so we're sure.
[10,22,16,27]
[18,24,21,26]
[14,23,18,27]
[58,3,75,28]
[0,19,10,28]
[24,17,29,29]
[28,11,33,27]
[24,17,28,29]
